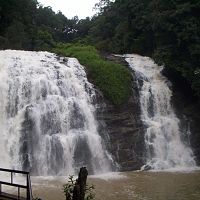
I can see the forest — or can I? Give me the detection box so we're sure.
[0,0,200,101]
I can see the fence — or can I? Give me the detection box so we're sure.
[0,168,32,200]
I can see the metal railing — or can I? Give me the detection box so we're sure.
[0,168,32,200]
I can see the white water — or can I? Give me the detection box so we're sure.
[125,54,196,170]
[0,50,113,175]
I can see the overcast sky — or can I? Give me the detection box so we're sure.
[38,0,99,19]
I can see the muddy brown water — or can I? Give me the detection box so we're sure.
[30,171,200,200]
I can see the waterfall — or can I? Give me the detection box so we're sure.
[0,50,113,175]
[125,54,196,170]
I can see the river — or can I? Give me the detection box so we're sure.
[31,171,200,200]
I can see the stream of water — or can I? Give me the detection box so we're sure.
[125,54,196,170]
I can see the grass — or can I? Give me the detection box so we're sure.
[53,43,132,106]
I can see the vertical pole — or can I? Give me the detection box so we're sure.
[27,174,30,200]
[18,187,20,200]
[0,183,2,194]
[11,172,13,184]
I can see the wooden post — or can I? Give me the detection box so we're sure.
[27,174,31,200]
[72,167,88,200]
[72,182,80,200]
[11,172,13,184]
[18,187,20,199]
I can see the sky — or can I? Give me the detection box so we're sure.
[38,0,100,19]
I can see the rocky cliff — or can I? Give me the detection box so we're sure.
[95,55,145,171]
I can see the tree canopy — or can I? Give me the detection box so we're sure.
[0,0,92,50]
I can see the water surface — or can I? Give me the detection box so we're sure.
[32,171,200,200]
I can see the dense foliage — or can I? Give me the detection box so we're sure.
[0,0,91,50]
[88,0,200,99]
[54,44,132,105]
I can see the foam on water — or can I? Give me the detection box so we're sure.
[90,172,127,181]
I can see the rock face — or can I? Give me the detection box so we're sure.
[95,55,145,171]
[162,68,200,165]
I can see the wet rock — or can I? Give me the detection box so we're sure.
[94,55,145,171]
[141,164,151,171]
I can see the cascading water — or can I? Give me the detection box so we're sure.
[0,50,113,175]
[125,54,196,170]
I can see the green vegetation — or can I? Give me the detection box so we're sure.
[0,0,91,50]
[63,175,95,200]
[54,44,132,105]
